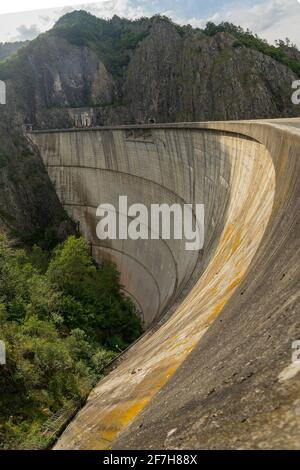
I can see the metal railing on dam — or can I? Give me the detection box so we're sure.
[29,119,300,449]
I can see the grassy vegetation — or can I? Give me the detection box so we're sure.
[204,22,300,76]
[0,235,142,449]
[0,42,28,61]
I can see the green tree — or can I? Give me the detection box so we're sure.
[0,234,142,449]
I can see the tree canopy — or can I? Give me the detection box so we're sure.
[0,235,142,449]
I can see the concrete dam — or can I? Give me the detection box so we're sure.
[29,119,300,449]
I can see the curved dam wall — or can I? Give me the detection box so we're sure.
[30,119,300,449]
[30,126,273,326]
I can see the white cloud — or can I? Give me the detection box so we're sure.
[205,0,300,46]
[85,0,154,19]
[0,1,100,15]
[118,0,300,47]
[158,9,206,28]
[15,23,41,40]
[0,0,300,47]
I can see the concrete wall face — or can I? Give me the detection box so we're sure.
[32,128,272,326]
[30,119,300,449]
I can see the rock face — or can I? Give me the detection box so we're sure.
[0,111,72,244]
[2,35,116,128]
[124,19,183,123]
[30,36,115,109]
[125,26,298,122]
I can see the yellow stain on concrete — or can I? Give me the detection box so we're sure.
[208,299,228,323]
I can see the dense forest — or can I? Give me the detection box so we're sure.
[0,235,142,449]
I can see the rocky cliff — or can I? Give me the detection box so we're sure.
[0,11,299,129]
[0,109,73,245]
[126,25,299,122]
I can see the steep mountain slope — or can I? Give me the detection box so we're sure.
[125,23,298,122]
[0,109,72,245]
[0,11,299,129]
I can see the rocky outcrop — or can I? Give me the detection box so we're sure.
[29,36,115,108]
[2,34,116,127]
[1,12,299,129]
[124,19,183,123]
[125,28,299,122]
[0,111,73,245]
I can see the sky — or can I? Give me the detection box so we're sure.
[0,0,300,47]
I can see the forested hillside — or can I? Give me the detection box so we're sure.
[0,236,142,449]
